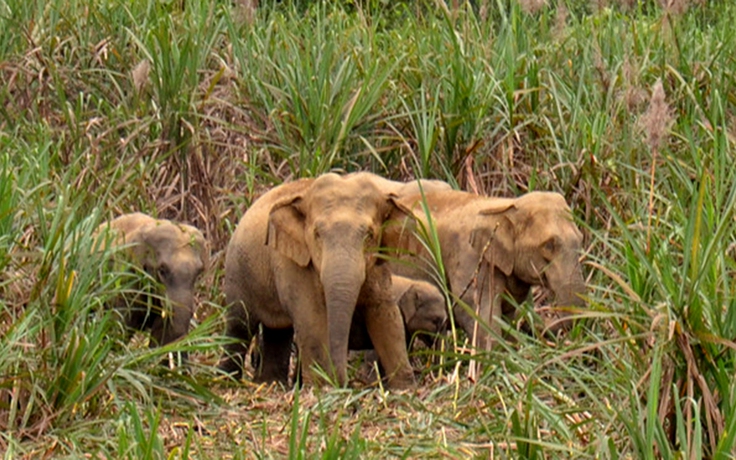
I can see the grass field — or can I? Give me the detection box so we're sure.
[2,0,736,457]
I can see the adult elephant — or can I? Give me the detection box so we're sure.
[219,173,415,389]
[383,190,586,350]
[96,213,207,349]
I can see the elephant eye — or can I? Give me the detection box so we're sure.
[312,222,324,240]
[542,237,558,259]
[157,264,171,281]
[365,228,376,245]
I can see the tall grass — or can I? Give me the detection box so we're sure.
[2,0,736,457]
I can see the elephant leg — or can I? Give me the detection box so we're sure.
[361,267,415,389]
[476,268,508,351]
[273,265,332,386]
[363,302,414,389]
[453,264,505,352]
[290,300,330,386]
[451,299,478,343]
[292,320,330,386]
[219,302,258,379]
[255,326,293,384]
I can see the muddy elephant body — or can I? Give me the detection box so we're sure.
[220,173,416,388]
[96,213,206,348]
[349,275,447,350]
[384,190,586,350]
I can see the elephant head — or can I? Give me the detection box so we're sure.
[266,173,410,386]
[102,213,207,347]
[392,276,447,345]
[469,192,585,333]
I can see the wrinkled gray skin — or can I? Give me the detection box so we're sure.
[349,275,447,350]
[96,213,207,348]
[220,173,416,389]
[383,190,586,350]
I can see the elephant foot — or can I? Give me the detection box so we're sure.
[385,366,415,390]
[355,351,414,390]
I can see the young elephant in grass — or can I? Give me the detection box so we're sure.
[219,173,415,389]
[349,275,448,351]
[96,213,207,349]
[383,190,586,351]
[392,275,448,345]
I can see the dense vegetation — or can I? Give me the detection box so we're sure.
[2,0,735,457]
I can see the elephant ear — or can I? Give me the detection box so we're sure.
[381,194,411,221]
[377,194,412,245]
[392,278,414,317]
[267,196,311,267]
[179,223,208,269]
[125,222,160,270]
[400,287,420,323]
[469,200,516,277]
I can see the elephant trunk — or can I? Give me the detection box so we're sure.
[320,248,366,386]
[546,264,586,334]
[158,286,194,345]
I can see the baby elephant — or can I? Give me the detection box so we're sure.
[96,213,207,349]
[350,275,447,350]
[392,275,447,345]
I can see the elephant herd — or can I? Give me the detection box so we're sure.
[96,171,586,389]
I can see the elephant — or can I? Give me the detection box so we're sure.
[349,274,448,351]
[357,173,452,197]
[219,172,415,389]
[382,190,586,350]
[392,275,448,345]
[95,213,207,349]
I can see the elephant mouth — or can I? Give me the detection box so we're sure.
[530,280,585,335]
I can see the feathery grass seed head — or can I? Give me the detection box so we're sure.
[518,0,548,15]
[660,0,689,16]
[132,59,150,94]
[640,79,674,152]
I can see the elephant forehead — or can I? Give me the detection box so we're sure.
[143,223,203,252]
[310,192,383,218]
[142,222,183,244]
[109,212,156,233]
[539,207,581,239]
[310,174,380,200]
[314,216,374,237]
[310,172,343,187]
[167,250,204,271]
[519,191,568,206]
[522,212,580,240]
[524,196,576,222]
